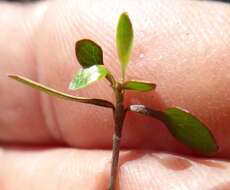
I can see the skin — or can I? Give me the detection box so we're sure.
[1,0,230,189]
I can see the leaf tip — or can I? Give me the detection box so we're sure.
[8,74,22,82]
[120,11,129,18]
[68,80,76,90]
[8,74,16,79]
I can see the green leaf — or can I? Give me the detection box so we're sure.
[69,65,108,90]
[123,80,156,92]
[163,108,218,154]
[8,74,114,109]
[128,105,218,154]
[116,12,133,80]
[75,39,103,68]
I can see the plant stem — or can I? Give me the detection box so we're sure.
[108,84,125,190]
[128,105,165,121]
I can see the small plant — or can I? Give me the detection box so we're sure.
[9,12,218,190]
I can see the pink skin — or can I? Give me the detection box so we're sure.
[1,0,230,189]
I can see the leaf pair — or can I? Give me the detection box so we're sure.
[69,13,154,92]
[69,40,107,90]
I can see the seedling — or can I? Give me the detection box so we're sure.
[9,12,218,190]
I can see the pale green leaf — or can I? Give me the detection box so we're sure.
[116,12,133,79]
[69,65,108,90]
[75,39,103,68]
[123,80,156,92]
